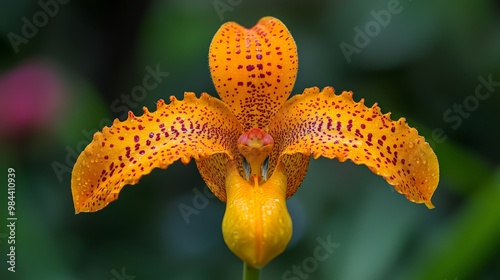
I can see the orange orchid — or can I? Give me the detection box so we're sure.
[71,17,439,271]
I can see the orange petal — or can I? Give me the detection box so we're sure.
[71,92,243,213]
[268,87,439,208]
[209,16,298,130]
[268,152,310,199]
[196,153,245,203]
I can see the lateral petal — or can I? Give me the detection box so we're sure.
[71,92,242,213]
[209,16,298,130]
[268,87,439,208]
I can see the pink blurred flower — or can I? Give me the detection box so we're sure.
[0,60,64,139]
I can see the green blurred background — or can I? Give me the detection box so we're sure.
[0,0,499,279]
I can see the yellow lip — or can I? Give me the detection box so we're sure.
[222,161,292,269]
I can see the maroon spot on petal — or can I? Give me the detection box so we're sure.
[367,133,373,142]
[347,120,353,131]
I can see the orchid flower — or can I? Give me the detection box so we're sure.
[71,16,439,274]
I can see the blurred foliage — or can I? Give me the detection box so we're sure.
[0,0,499,279]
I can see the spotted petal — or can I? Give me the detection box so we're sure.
[209,16,298,130]
[268,87,439,208]
[71,92,243,213]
